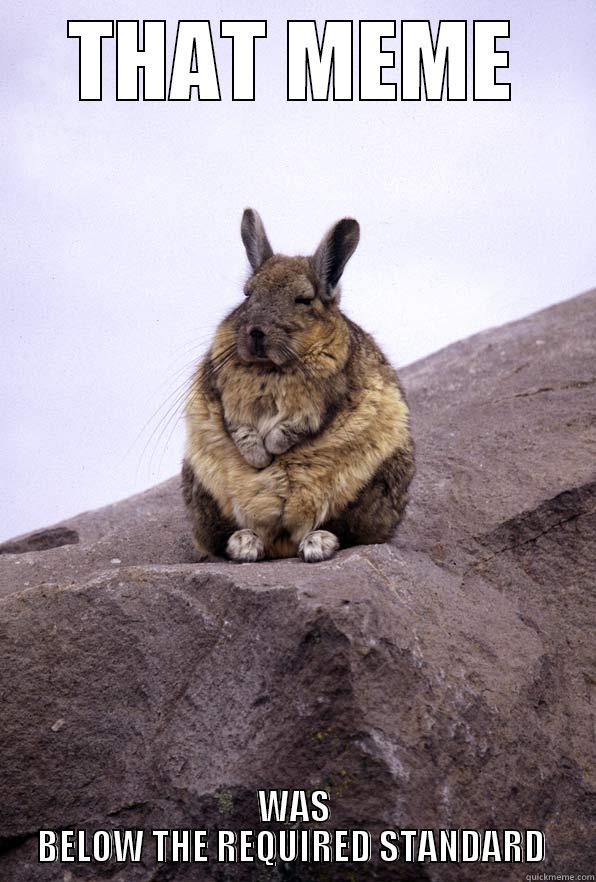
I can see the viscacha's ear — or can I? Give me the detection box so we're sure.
[312,218,360,300]
[241,208,273,272]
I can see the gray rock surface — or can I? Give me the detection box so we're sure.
[0,291,595,881]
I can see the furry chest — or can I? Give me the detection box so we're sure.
[220,368,321,434]
[222,387,282,431]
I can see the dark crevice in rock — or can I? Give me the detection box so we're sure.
[470,481,596,569]
[106,800,150,817]
[513,376,596,397]
[487,375,596,405]
[0,527,79,555]
[0,833,36,857]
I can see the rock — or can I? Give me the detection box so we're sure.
[0,526,79,555]
[0,291,594,882]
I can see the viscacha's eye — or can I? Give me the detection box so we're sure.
[295,296,313,306]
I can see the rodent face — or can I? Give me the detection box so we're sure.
[235,256,336,367]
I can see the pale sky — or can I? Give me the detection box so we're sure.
[1,0,595,541]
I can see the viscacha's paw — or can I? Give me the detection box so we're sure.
[298,530,339,563]
[264,425,293,455]
[230,426,273,469]
[227,529,265,563]
[241,443,273,469]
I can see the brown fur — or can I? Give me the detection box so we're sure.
[183,211,414,561]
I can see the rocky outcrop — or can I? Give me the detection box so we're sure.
[0,291,594,881]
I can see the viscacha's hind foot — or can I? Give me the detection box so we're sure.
[227,529,265,563]
[298,530,339,563]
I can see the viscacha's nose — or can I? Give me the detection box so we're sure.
[248,326,267,357]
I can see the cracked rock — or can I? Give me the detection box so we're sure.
[0,290,594,881]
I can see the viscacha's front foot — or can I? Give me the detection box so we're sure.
[229,426,272,469]
[226,529,265,562]
[264,425,295,455]
[298,530,339,563]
